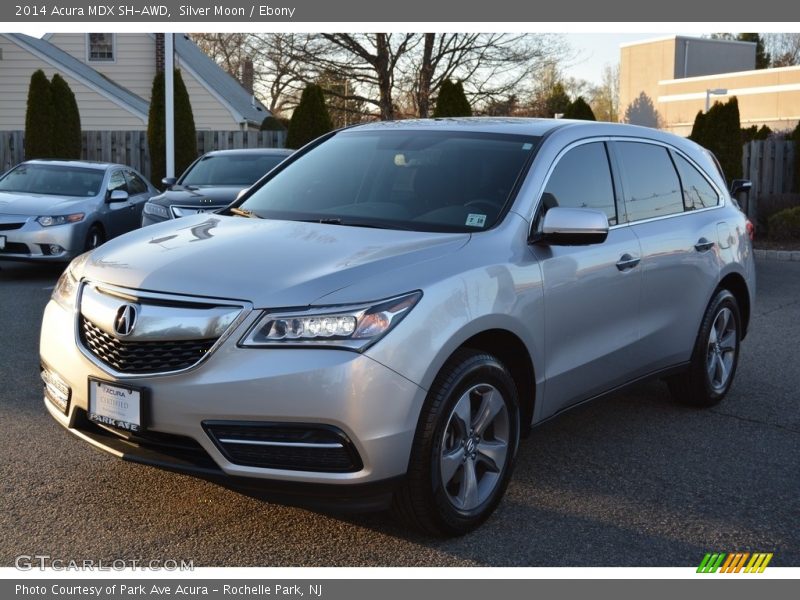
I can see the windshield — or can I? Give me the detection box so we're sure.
[180,153,288,186]
[239,130,539,232]
[0,164,105,197]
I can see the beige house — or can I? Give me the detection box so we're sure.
[0,32,270,131]
[620,35,800,136]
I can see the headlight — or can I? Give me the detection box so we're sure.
[241,291,422,351]
[51,252,90,311]
[143,202,170,219]
[37,213,84,227]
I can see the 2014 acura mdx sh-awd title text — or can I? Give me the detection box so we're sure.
[40,118,755,535]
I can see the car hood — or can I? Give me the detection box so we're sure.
[81,215,470,307]
[0,191,90,216]
[151,186,243,207]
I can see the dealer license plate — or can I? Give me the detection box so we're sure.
[88,379,144,432]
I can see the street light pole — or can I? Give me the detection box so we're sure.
[165,33,175,179]
[705,88,728,113]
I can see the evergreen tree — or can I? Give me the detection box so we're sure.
[690,111,707,146]
[737,33,771,69]
[695,97,743,183]
[433,80,472,118]
[50,74,82,159]
[285,84,333,150]
[545,82,571,118]
[24,70,53,159]
[148,69,197,186]
[563,97,596,121]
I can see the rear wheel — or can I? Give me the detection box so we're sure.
[392,349,520,536]
[668,289,741,407]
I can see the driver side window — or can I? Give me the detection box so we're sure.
[107,170,128,193]
[537,142,618,229]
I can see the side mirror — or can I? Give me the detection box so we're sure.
[730,179,752,197]
[107,189,129,203]
[235,187,250,201]
[535,207,609,246]
[161,177,177,189]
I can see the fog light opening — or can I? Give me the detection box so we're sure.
[41,367,71,414]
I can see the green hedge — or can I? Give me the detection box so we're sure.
[767,206,800,241]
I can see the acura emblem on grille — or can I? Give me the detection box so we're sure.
[114,304,138,337]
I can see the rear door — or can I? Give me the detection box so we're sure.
[530,140,643,418]
[611,140,722,372]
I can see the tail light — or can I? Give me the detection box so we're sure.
[745,219,755,241]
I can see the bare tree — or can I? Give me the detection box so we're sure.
[408,33,566,117]
[589,63,620,122]
[190,32,569,121]
[190,33,249,78]
[766,33,800,67]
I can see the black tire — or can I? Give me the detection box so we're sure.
[392,348,520,536]
[84,224,105,251]
[668,288,741,407]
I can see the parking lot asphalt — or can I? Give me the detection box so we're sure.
[0,258,798,567]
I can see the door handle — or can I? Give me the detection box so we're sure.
[616,254,640,271]
[694,238,715,252]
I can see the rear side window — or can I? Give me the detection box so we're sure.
[125,170,148,195]
[673,154,719,210]
[540,142,617,225]
[616,142,683,222]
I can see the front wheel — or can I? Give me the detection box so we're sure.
[84,224,105,251]
[392,349,520,536]
[668,288,741,407]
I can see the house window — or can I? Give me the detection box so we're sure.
[87,33,114,62]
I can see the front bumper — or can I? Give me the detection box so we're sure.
[0,217,87,261]
[40,298,427,491]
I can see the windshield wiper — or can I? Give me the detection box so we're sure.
[229,207,262,219]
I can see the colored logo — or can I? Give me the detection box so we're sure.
[697,552,773,573]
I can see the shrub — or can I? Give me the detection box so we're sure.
[756,193,800,235]
[433,80,472,118]
[563,97,596,121]
[767,205,800,241]
[50,74,82,159]
[24,69,53,159]
[286,84,333,149]
[260,115,286,131]
[147,69,197,186]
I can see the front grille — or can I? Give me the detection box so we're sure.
[80,316,216,374]
[204,422,363,473]
[0,241,29,254]
[0,222,24,231]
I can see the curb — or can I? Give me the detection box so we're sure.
[753,249,800,262]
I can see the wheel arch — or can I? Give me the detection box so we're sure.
[718,272,751,339]
[456,329,536,436]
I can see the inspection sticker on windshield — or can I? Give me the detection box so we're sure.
[466,214,487,228]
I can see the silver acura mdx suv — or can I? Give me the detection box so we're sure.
[40,119,755,535]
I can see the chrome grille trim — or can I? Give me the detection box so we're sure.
[75,281,252,378]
